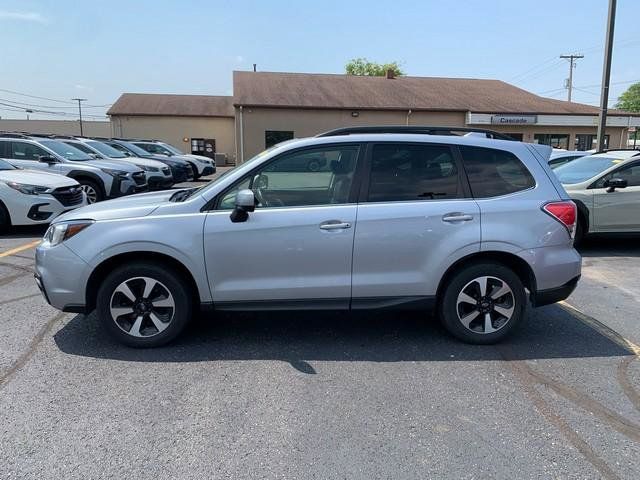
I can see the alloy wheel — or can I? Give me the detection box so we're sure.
[456,276,515,334]
[80,184,98,204]
[109,276,175,338]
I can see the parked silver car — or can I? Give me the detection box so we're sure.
[35,127,581,347]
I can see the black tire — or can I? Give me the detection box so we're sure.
[188,162,201,180]
[439,262,526,344]
[574,216,586,246]
[96,262,193,347]
[0,201,11,231]
[78,179,104,204]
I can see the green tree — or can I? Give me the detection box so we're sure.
[345,58,405,76]
[616,82,640,112]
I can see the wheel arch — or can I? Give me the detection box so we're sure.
[436,251,537,306]
[85,251,200,312]
[66,170,106,196]
[0,199,12,226]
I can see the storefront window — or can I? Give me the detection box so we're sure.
[534,134,569,150]
[575,134,609,151]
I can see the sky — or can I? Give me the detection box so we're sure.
[0,0,638,120]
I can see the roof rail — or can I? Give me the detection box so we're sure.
[0,131,31,138]
[316,125,517,141]
[593,148,640,155]
[50,135,78,140]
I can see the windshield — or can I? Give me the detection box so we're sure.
[116,141,152,157]
[86,140,128,158]
[553,155,623,184]
[0,159,16,170]
[159,142,183,155]
[39,140,93,161]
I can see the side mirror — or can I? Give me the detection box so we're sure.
[38,155,58,164]
[605,178,628,192]
[230,189,256,223]
[89,153,103,159]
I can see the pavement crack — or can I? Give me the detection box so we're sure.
[0,261,34,273]
[617,357,640,413]
[0,311,67,390]
[0,271,29,287]
[0,293,42,306]
[498,345,622,480]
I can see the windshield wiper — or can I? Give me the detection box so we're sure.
[169,187,198,202]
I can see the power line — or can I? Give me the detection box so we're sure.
[0,87,111,108]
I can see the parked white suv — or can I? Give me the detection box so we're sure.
[0,158,86,228]
[132,140,216,178]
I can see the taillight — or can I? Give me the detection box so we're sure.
[542,201,577,238]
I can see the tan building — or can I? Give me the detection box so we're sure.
[233,71,640,162]
[108,94,235,162]
[106,71,640,165]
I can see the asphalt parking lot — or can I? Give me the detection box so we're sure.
[1,176,639,479]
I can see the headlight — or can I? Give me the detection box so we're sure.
[4,181,50,195]
[138,165,159,172]
[101,168,129,179]
[43,220,94,247]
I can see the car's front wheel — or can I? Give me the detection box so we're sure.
[439,262,526,344]
[96,262,192,347]
[79,179,104,204]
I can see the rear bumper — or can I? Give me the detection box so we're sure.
[533,275,581,307]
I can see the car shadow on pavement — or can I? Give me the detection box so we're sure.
[578,235,640,258]
[0,225,48,240]
[53,304,633,370]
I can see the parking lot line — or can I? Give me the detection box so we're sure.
[559,300,640,357]
[0,240,41,258]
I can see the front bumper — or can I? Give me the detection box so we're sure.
[148,176,175,190]
[201,165,215,176]
[170,165,193,182]
[108,176,148,198]
[9,192,87,226]
[35,243,90,312]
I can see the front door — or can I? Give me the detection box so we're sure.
[352,143,481,301]
[9,141,61,173]
[203,144,362,307]
[593,160,640,232]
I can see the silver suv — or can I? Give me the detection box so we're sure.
[35,127,582,347]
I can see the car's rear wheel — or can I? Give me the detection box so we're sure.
[96,262,192,347]
[78,179,103,204]
[439,263,526,344]
[0,201,11,232]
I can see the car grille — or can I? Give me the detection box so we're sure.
[52,186,84,207]
[162,167,171,176]
[132,172,146,186]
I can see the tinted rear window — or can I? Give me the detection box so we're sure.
[367,144,460,202]
[459,146,535,198]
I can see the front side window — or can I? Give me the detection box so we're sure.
[11,141,49,160]
[594,162,640,188]
[265,131,294,149]
[367,144,460,202]
[460,146,535,197]
[217,145,359,209]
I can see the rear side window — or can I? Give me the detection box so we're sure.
[459,146,535,198]
[367,144,461,202]
[0,140,9,158]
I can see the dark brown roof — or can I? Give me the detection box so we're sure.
[108,93,234,117]
[233,71,633,115]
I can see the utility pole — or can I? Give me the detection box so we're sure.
[72,98,87,136]
[596,0,616,152]
[560,53,584,102]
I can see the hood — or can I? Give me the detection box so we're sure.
[185,154,213,162]
[55,189,176,222]
[103,156,168,170]
[0,169,78,188]
[80,159,142,173]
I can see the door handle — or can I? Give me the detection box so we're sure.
[319,220,352,230]
[442,213,474,223]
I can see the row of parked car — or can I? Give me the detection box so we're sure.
[0,133,216,228]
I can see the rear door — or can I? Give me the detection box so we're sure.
[351,142,480,303]
[592,160,640,232]
[9,141,60,173]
